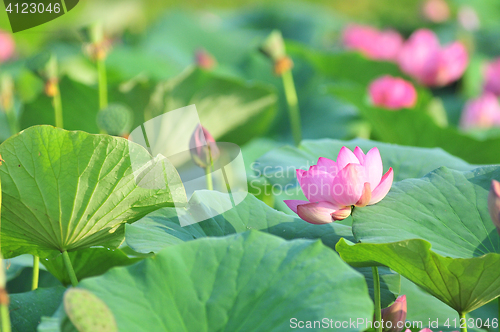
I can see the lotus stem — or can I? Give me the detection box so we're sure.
[372,266,382,332]
[31,255,39,290]
[62,250,78,287]
[0,301,10,332]
[97,57,107,110]
[205,166,213,191]
[4,106,18,135]
[459,312,467,332]
[281,69,302,146]
[53,81,63,128]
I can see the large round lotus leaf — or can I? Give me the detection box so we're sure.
[79,231,373,332]
[0,125,186,258]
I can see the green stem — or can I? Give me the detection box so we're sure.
[205,165,213,191]
[4,105,18,135]
[97,58,108,110]
[53,86,63,128]
[281,69,302,146]
[459,312,467,332]
[0,302,11,332]
[62,251,78,287]
[372,266,382,332]
[31,255,39,291]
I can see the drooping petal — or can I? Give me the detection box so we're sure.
[284,200,310,214]
[363,147,383,189]
[332,206,353,220]
[355,182,372,207]
[297,201,351,224]
[337,146,361,170]
[296,169,335,203]
[369,167,394,205]
[353,147,365,163]
[331,163,367,206]
[316,157,339,177]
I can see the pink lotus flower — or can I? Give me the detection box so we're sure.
[0,30,14,63]
[489,180,500,235]
[284,146,394,224]
[483,58,500,96]
[381,295,407,332]
[398,29,468,87]
[369,76,417,110]
[459,93,500,130]
[422,0,450,23]
[342,25,403,61]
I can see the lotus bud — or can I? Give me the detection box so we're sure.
[44,78,59,97]
[0,30,15,63]
[368,76,417,110]
[260,30,286,62]
[0,74,14,111]
[189,125,220,169]
[259,30,293,75]
[381,295,407,332]
[0,255,8,307]
[195,48,217,70]
[86,23,111,61]
[274,56,294,75]
[489,180,500,235]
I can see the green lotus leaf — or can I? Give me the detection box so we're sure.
[0,125,186,258]
[80,231,373,331]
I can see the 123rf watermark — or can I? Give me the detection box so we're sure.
[289,318,499,329]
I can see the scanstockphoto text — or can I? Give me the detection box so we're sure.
[289,317,499,330]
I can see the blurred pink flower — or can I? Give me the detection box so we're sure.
[422,0,450,23]
[398,29,468,87]
[459,93,500,130]
[284,146,393,224]
[381,295,407,332]
[489,180,500,235]
[369,76,417,110]
[342,25,403,61]
[195,48,217,70]
[483,58,500,96]
[0,30,14,63]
